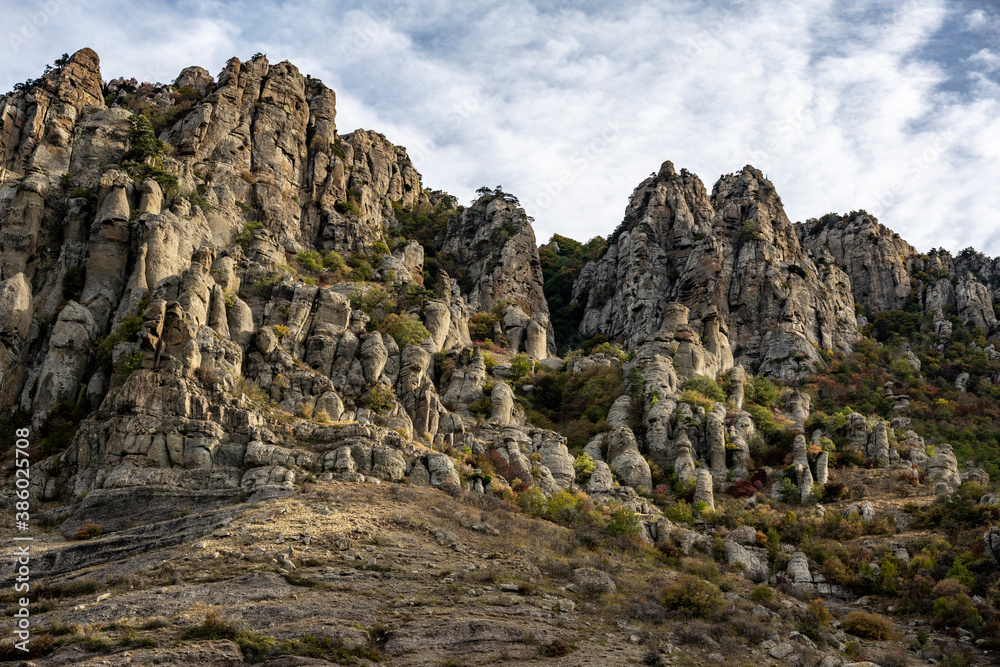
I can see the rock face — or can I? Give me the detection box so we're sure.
[5,50,999,616]
[798,211,917,313]
[574,162,858,379]
[800,211,1000,335]
[987,527,1000,566]
[926,444,962,494]
[440,191,555,358]
[606,426,652,493]
[694,468,715,511]
[0,49,583,509]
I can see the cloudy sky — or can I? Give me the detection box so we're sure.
[3,0,1000,253]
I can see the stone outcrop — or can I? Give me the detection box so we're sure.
[440,191,554,357]
[606,426,652,493]
[694,468,715,511]
[0,49,573,508]
[987,527,1000,566]
[574,162,858,379]
[5,49,999,599]
[926,444,962,495]
[798,211,917,313]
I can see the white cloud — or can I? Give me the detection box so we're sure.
[968,48,1000,72]
[3,0,1000,254]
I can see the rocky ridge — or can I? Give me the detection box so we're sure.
[1,48,1000,667]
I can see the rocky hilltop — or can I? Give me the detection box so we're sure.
[574,162,858,380]
[1,49,1000,667]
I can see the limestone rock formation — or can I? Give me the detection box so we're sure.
[440,190,554,357]
[926,444,962,494]
[574,162,858,379]
[798,211,917,313]
[987,527,1000,566]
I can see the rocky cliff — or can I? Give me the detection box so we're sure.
[798,210,1000,335]
[3,48,1000,667]
[0,48,564,516]
[574,162,858,380]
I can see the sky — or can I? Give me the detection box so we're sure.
[2,0,1000,254]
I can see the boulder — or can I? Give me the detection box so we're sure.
[30,301,99,427]
[815,451,829,485]
[490,380,515,424]
[986,527,1000,566]
[371,445,407,482]
[587,461,615,494]
[963,468,990,486]
[606,395,632,429]
[572,568,617,595]
[785,390,811,431]
[536,433,575,490]
[606,426,652,493]
[426,453,460,490]
[723,540,768,582]
[725,525,758,546]
[925,444,961,494]
[868,420,890,467]
[707,409,727,489]
[843,501,875,522]
[786,551,812,584]
[694,468,715,511]
[728,366,746,411]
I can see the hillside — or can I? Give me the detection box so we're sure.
[1,49,999,667]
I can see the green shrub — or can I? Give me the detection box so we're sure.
[277,635,383,662]
[349,284,394,314]
[664,499,695,525]
[361,384,395,414]
[659,575,724,618]
[931,578,982,630]
[744,376,779,406]
[349,257,373,281]
[889,357,917,382]
[469,311,501,342]
[184,190,212,212]
[83,634,113,653]
[323,251,346,271]
[469,395,492,417]
[481,351,498,372]
[296,250,324,272]
[739,221,762,240]
[510,353,532,381]
[61,266,85,301]
[842,611,897,640]
[181,611,275,662]
[604,507,641,538]
[380,313,430,347]
[519,487,547,517]
[749,585,774,605]
[234,220,263,252]
[252,271,284,299]
[573,453,595,485]
[777,477,798,502]
[335,200,360,216]
[547,490,583,525]
[679,389,715,412]
[115,349,143,377]
[680,375,725,402]
[70,186,95,200]
[799,599,831,641]
[123,114,166,163]
[95,313,144,374]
